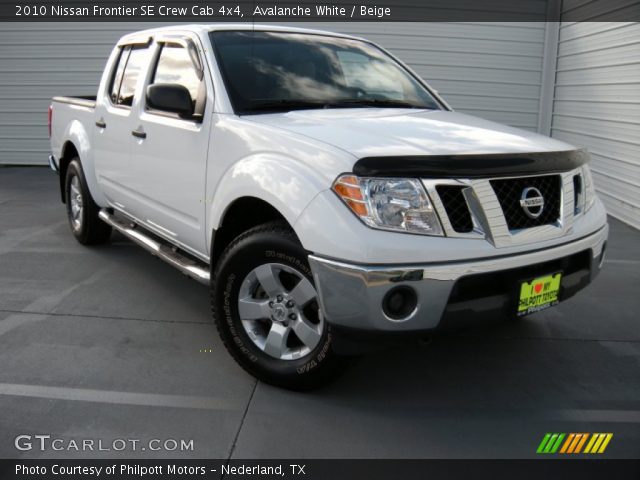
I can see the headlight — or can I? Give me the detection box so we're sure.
[582,165,596,212]
[332,174,443,236]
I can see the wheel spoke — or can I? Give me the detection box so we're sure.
[254,264,284,298]
[263,322,289,358]
[238,298,271,321]
[238,262,325,360]
[292,317,321,349]
[288,277,317,307]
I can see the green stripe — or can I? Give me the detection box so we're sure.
[544,434,559,453]
[550,433,566,453]
[537,433,552,453]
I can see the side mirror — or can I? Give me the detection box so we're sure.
[146,83,194,117]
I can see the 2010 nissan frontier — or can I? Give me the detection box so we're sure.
[48,25,608,389]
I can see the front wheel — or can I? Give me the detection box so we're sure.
[211,222,348,390]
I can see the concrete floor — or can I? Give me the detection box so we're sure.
[0,166,638,459]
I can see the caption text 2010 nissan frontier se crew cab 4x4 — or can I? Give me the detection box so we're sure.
[48,25,608,390]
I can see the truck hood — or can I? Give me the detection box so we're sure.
[246,109,575,158]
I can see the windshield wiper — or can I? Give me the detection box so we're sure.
[241,98,433,114]
[241,99,327,114]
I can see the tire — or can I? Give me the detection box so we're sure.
[211,222,348,390]
[64,158,111,245]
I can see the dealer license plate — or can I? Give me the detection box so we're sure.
[517,272,562,317]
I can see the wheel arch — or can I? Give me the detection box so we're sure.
[210,196,298,269]
[58,141,79,203]
[206,153,328,268]
[56,119,107,207]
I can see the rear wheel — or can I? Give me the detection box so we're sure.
[65,158,111,245]
[211,222,348,390]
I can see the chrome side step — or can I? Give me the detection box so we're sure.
[98,209,210,285]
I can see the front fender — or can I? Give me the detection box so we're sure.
[207,153,327,250]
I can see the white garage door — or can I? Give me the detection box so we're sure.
[0,21,547,166]
[551,22,640,229]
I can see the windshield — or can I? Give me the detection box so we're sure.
[210,31,442,115]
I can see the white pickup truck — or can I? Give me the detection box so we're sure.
[49,24,608,389]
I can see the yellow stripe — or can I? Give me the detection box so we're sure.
[590,433,606,454]
[574,434,589,453]
[584,434,597,453]
[567,434,582,453]
[560,434,575,454]
[597,434,613,454]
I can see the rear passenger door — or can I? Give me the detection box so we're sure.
[129,34,212,258]
[94,43,152,212]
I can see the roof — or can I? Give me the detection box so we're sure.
[119,24,363,43]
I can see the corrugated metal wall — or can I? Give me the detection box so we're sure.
[551,21,640,229]
[0,21,547,165]
[0,22,166,164]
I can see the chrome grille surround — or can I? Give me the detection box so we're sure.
[424,169,580,248]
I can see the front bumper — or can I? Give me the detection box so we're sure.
[308,223,608,332]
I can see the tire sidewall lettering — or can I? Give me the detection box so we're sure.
[222,272,258,362]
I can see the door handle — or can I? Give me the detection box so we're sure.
[131,129,147,139]
[95,120,106,129]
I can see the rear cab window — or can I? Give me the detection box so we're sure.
[108,45,151,107]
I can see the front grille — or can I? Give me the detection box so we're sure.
[436,185,473,233]
[490,175,561,230]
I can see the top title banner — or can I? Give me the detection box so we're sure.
[2,0,639,22]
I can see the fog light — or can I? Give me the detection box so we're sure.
[382,286,418,321]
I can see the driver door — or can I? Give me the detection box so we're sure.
[128,35,212,258]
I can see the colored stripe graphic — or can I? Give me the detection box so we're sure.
[544,434,559,453]
[537,433,565,454]
[560,433,575,453]
[584,434,598,453]
[550,433,565,453]
[598,434,613,453]
[574,433,589,453]
[584,433,614,454]
[538,433,613,454]
[537,433,552,453]
[590,434,606,453]
[568,434,581,453]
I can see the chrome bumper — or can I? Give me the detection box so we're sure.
[308,224,608,332]
[48,154,59,173]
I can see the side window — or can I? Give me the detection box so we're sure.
[117,47,150,107]
[109,47,129,104]
[151,44,201,104]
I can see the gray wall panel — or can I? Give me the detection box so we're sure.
[551,21,640,228]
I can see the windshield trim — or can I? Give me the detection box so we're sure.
[208,30,447,116]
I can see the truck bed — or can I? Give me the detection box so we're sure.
[49,95,98,163]
[52,95,96,109]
